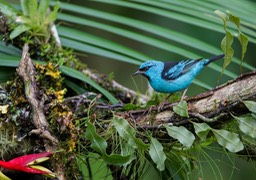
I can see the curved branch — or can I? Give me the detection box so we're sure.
[16,44,58,145]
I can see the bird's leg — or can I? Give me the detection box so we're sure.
[157,93,172,111]
[180,88,188,102]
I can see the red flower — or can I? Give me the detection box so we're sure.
[0,152,55,178]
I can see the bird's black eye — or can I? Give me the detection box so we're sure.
[140,66,151,72]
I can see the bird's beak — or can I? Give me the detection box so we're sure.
[133,70,142,76]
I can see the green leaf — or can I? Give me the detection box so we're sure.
[238,33,248,60]
[44,3,59,24]
[164,125,195,148]
[112,117,148,149]
[38,0,50,19]
[0,55,118,103]
[10,24,31,39]
[102,154,131,165]
[149,137,166,171]
[243,100,256,114]
[214,10,228,22]
[20,0,29,16]
[64,79,87,95]
[192,122,212,141]
[76,153,113,179]
[123,103,140,111]
[84,122,107,155]
[120,142,136,166]
[0,67,15,83]
[60,66,118,104]
[173,101,189,118]
[227,11,240,29]
[232,114,256,138]
[28,0,38,19]
[16,16,32,25]
[0,0,19,17]
[221,32,234,70]
[212,129,244,153]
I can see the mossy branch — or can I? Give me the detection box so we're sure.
[116,71,256,127]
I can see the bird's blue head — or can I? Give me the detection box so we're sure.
[133,60,163,81]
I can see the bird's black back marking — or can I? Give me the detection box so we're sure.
[161,58,202,81]
[161,61,178,80]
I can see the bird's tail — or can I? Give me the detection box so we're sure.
[205,54,225,65]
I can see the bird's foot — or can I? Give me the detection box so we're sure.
[179,88,188,102]
[157,101,170,112]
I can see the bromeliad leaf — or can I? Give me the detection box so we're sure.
[212,129,244,153]
[243,100,256,114]
[192,122,212,141]
[232,114,256,138]
[112,117,148,149]
[149,137,166,171]
[173,101,189,117]
[85,122,107,155]
[164,125,195,148]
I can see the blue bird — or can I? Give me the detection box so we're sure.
[133,54,224,100]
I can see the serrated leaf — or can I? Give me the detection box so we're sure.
[192,122,212,141]
[243,101,256,114]
[85,122,107,155]
[149,137,166,171]
[232,114,256,138]
[102,154,131,165]
[212,129,244,153]
[238,33,248,60]
[173,101,189,117]
[113,117,148,149]
[164,125,195,148]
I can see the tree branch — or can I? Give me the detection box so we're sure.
[115,71,256,127]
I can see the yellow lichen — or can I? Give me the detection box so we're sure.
[0,105,9,114]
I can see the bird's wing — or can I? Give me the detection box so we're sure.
[162,58,202,81]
